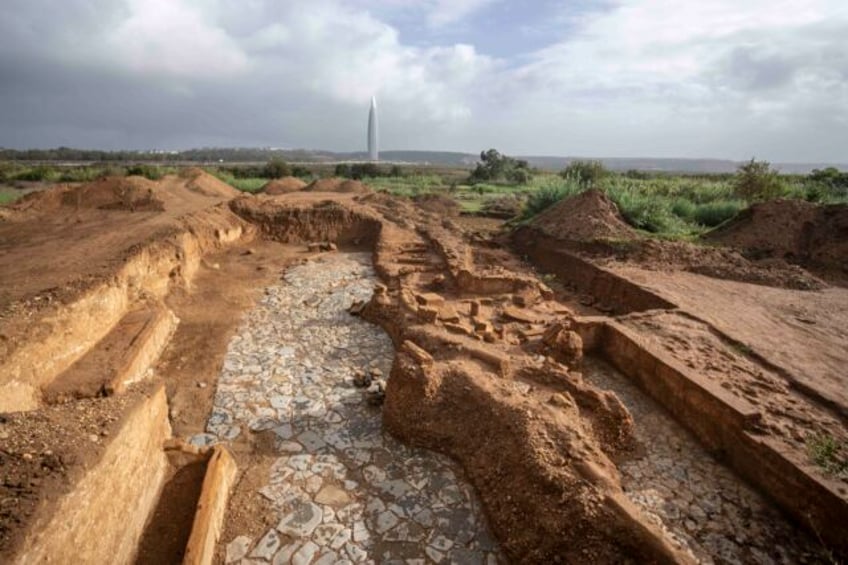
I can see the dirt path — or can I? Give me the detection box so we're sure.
[581,357,825,564]
[201,253,500,564]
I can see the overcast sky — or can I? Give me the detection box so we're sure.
[1,0,846,161]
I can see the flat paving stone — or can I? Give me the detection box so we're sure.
[210,253,501,563]
[582,357,825,564]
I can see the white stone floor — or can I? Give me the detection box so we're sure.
[196,253,501,565]
[581,357,826,564]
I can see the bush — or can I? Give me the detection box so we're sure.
[692,200,744,227]
[14,165,58,182]
[126,164,167,180]
[670,198,697,221]
[263,158,291,179]
[560,160,608,186]
[733,158,785,201]
[470,149,533,184]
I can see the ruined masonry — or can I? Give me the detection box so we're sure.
[197,253,501,564]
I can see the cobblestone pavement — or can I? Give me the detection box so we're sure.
[198,253,501,564]
[582,357,825,564]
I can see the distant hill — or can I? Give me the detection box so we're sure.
[1,147,844,174]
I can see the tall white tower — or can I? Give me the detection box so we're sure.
[367,96,378,162]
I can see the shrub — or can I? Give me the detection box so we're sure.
[14,165,58,182]
[733,158,785,201]
[470,149,533,184]
[263,158,291,179]
[126,164,168,180]
[692,200,744,227]
[560,160,608,186]
[670,198,697,221]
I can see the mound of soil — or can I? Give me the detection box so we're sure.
[412,193,460,217]
[705,199,848,276]
[303,178,371,194]
[11,177,165,214]
[180,169,241,199]
[260,177,307,195]
[531,189,638,241]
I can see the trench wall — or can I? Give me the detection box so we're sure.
[10,385,172,564]
[575,317,848,553]
[512,228,674,313]
[0,208,251,412]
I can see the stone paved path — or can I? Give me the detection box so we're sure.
[582,357,824,564]
[201,253,500,564]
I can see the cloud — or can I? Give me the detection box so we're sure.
[0,0,845,161]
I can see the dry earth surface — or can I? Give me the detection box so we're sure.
[0,175,846,564]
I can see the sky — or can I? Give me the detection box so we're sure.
[0,0,846,161]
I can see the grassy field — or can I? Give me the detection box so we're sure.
[2,160,845,241]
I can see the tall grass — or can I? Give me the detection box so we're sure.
[517,173,749,237]
[521,176,585,219]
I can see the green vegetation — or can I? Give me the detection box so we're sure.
[126,164,177,180]
[0,187,21,205]
[2,152,847,238]
[732,158,785,201]
[560,160,609,185]
[807,433,848,477]
[469,149,533,184]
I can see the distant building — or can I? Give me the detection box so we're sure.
[368,96,378,162]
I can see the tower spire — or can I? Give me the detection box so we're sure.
[368,96,378,162]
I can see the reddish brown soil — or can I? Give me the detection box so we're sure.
[260,177,307,194]
[0,171,238,313]
[611,265,848,416]
[156,241,307,438]
[0,386,147,558]
[2,174,847,562]
[302,177,371,194]
[531,188,638,241]
[134,456,207,565]
[705,198,848,282]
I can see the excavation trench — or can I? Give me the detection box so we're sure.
[198,252,501,563]
[581,357,823,563]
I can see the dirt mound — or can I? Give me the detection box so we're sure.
[179,168,241,199]
[303,178,371,194]
[531,189,638,241]
[412,193,460,217]
[10,176,164,214]
[260,177,307,195]
[705,199,848,276]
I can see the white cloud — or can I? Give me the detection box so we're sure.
[0,0,846,160]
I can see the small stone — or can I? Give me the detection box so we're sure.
[250,529,281,560]
[225,535,251,563]
[353,371,372,388]
[278,501,323,537]
[316,484,351,506]
[292,541,320,565]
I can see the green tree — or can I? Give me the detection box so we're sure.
[733,158,785,201]
[469,148,532,184]
[560,160,608,185]
[263,157,291,179]
[334,163,352,178]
